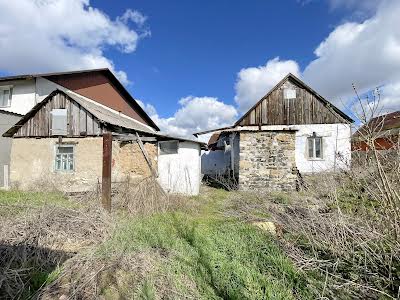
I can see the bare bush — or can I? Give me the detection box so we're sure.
[112,176,196,215]
[0,202,112,299]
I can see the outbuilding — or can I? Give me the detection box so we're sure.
[3,89,204,196]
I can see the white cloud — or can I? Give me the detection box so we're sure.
[139,96,238,140]
[234,57,300,113]
[0,0,149,84]
[234,0,400,116]
[303,0,400,111]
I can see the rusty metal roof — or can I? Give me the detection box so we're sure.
[353,110,400,139]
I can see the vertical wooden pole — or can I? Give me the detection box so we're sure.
[102,132,112,212]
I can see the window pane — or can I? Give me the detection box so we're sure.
[58,146,73,154]
[308,138,314,158]
[55,146,74,171]
[159,141,179,155]
[315,138,322,158]
[0,91,5,107]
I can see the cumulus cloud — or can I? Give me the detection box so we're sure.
[139,96,238,140]
[303,0,400,110]
[235,0,400,116]
[0,0,149,84]
[234,57,300,113]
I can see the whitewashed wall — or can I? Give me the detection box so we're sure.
[0,79,36,114]
[157,141,201,195]
[200,123,351,175]
[259,124,351,173]
[201,133,239,176]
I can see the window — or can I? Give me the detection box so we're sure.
[51,109,68,135]
[308,133,323,159]
[0,86,12,107]
[55,145,74,172]
[284,88,296,99]
[159,141,179,155]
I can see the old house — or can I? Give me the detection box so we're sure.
[352,111,400,151]
[195,73,353,191]
[1,70,204,195]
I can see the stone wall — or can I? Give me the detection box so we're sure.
[10,138,157,192]
[239,131,297,191]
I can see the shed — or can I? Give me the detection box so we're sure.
[3,89,205,195]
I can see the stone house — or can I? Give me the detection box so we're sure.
[1,70,204,195]
[195,73,354,191]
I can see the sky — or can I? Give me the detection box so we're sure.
[0,0,399,138]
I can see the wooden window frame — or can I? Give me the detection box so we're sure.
[307,133,323,160]
[54,144,75,172]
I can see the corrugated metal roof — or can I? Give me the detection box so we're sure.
[64,90,156,135]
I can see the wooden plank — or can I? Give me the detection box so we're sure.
[135,132,158,177]
[80,109,87,134]
[102,132,112,212]
[87,113,94,135]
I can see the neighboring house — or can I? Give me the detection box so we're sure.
[0,110,22,188]
[352,111,400,151]
[1,70,204,195]
[195,73,353,191]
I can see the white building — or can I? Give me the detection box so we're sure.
[195,73,353,188]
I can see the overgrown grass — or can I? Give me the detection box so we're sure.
[40,188,311,299]
[0,189,77,216]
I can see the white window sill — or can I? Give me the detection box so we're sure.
[307,158,324,161]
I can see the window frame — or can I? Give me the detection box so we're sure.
[307,134,323,160]
[159,140,179,155]
[51,108,68,136]
[54,144,75,172]
[0,85,13,108]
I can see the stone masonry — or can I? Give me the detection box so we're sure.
[239,131,297,191]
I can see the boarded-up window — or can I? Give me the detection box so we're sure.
[284,88,296,99]
[159,141,179,155]
[0,86,12,107]
[307,135,323,159]
[51,109,67,135]
[55,145,74,171]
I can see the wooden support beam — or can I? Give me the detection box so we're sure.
[102,132,112,212]
[135,132,158,177]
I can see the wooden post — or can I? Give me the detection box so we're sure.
[102,132,112,212]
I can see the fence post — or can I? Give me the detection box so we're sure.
[102,132,112,212]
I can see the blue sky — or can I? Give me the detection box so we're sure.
[0,0,399,136]
[94,0,346,117]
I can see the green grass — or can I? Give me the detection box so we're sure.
[96,189,311,299]
[0,189,78,216]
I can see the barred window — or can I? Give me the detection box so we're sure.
[55,145,74,171]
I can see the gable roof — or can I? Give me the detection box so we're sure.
[234,73,354,126]
[0,68,160,131]
[3,89,205,146]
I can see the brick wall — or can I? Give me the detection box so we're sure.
[239,131,297,191]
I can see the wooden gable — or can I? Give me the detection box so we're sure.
[235,74,353,126]
[44,69,160,131]
[12,91,103,138]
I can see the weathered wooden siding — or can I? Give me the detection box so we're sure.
[14,93,102,137]
[238,78,347,126]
